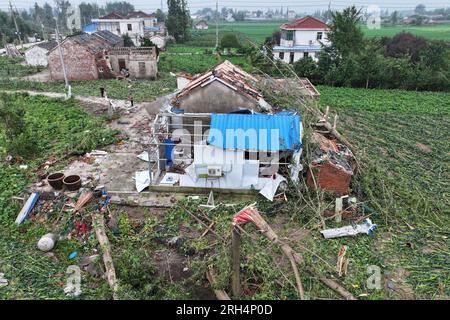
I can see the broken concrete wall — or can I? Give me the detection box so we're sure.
[108,47,158,79]
[176,81,259,113]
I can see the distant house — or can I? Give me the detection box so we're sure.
[91,11,158,46]
[226,13,235,22]
[273,16,330,63]
[194,20,209,30]
[47,34,115,81]
[127,10,157,27]
[108,47,158,79]
[24,41,57,67]
[287,10,296,19]
[149,34,166,50]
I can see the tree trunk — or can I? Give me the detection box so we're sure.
[93,213,119,300]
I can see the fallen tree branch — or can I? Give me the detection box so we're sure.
[233,204,356,301]
[206,266,231,300]
[233,204,305,300]
[93,213,119,300]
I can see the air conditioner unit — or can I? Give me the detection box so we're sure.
[207,166,222,177]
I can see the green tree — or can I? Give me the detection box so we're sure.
[105,1,134,17]
[166,0,191,43]
[155,9,166,22]
[220,33,241,49]
[122,34,134,47]
[293,57,318,81]
[327,6,364,57]
[390,11,398,25]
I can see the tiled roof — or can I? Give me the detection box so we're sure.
[49,34,111,54]
[93,30,122,46]
[36,41,58,51]
[127,11,155,18]
[171,60,263,106]
[100,12,124,19]
[281,16,328,29]
[207,113,302,151]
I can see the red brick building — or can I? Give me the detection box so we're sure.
[48,32,120,81]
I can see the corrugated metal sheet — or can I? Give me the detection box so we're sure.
[207,113,301,151]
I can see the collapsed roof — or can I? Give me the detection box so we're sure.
[171,60,270,110]
[48,34,111,54]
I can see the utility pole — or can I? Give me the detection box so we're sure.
[160,0,164,11]
[215,0,219,50]
[54,9,71,99]
[9,1,22,45]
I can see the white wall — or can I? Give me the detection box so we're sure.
[25,46,48,67]
[280,29,329,47]
[150,36,166,49]
[275,50,319,63]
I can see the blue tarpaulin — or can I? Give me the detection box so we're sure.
[83,23,98,33]
[207,113,301,151]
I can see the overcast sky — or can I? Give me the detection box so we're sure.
[1,0,449,13]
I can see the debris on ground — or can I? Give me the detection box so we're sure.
[307,131,356,195]
[15,192,40,225]
[37,233,58,252]
[337,245,349,277]
[321,218,377,239]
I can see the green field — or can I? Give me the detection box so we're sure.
[190,21,450,45]
[362,23,450,40]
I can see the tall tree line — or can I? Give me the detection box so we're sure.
[0,1,137,44]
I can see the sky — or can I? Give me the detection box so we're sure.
[1,0,449,13]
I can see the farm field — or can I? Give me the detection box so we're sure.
[0,85,449,299]
[316,86,450,298]
[190,21,450,45]
[362,22,450,41]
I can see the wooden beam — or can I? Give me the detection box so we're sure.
[93,213,119,300]
[231,227,241,298]
[206,266,231,300]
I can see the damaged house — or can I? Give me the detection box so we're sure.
[108,47,158,79]
[138,61,309,200]
[48,32,119,81]
[171,60,272,113]
[47,31,157,81]
[24,41,57,67]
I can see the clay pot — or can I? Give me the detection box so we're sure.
[63,175,82,191]
[47,172,65,190]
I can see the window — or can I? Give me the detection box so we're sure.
[303,52,309,58]
[289,52,295,64]
[127,24,132,31]
[317,32,323,40]
[279,52,284,60]
[283,30,294,41]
